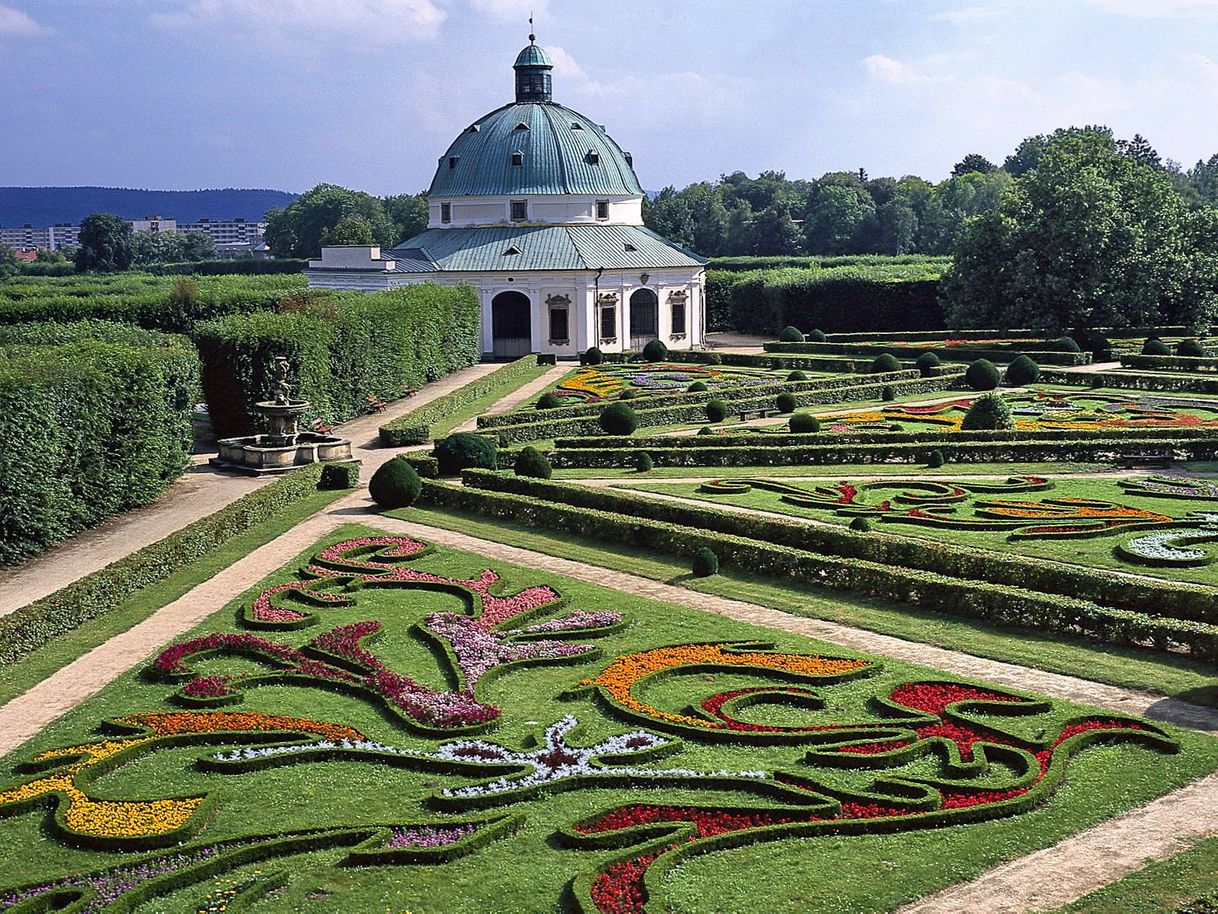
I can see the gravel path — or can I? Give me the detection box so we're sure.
[451,363,570,432]
[0,361,502,617]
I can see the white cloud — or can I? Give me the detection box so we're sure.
[466,0,548,22]
[153,0,446,46]
[931,5,1008,24]
[1088,0,1218,17]
[863,54,941,85]
[0,3,53,37]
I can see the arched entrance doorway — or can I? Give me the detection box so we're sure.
[629,288,658,351]
[491,291,532,359]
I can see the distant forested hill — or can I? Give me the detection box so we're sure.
[0,187,298,226]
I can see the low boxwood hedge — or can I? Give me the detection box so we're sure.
[1040,368,1218,395]
[763,340,1091,367]
[0,463,331,669]
[423,476,1218,658]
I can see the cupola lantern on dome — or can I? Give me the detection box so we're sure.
[514,35,553,104]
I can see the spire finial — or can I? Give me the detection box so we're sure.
[528,11,535,43]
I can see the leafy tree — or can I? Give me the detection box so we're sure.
[873,198,918,254]
[803,184,874,254]
[943,128,1218,333]
[383,193,429,243]
[1003,135,1050,177]
[322,215,375,245]
[131,230,216,266]
[752,202,801,255]
[1189,154,1218,205]
[264,184,397,258]
[75,212,134,272]
[1118,133,1162,170]
[952,154,997,176]
[644,186,696,249]
[0,243,18,278]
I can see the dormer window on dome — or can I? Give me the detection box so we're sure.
[513,36,553,104]
[511,152,524,166]
[586,150,600,164]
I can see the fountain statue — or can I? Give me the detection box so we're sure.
[210,355,354,475]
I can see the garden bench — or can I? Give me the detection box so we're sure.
[737,407,778,422]
[365,394,389,413]
[310,419,335,435]
[1120,450,1174,469]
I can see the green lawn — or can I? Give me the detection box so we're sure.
[402,505,1218,706]
[553,461,1115,480]
[1054,835,1218,913]
[1,522,1214,913]
[427,362,551,439]
[614,472,1218,586]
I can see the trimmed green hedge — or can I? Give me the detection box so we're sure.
[0,273,306,333]
[484,374,962,445]
[0,463,333,667]
[197,283,481,437]
[708,254,951,272]
[379,355,538,446]
[1119,354,1218,373]
[763,340,1091,367]
[547,436,1218,469]
[728,264,945,335]
[148,259,308,276]
[423,477,1218,658]
[1040,368,1218,395]
[0,331,200,564]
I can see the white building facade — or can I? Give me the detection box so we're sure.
[306,39,707,359]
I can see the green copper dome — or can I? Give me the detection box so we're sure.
[514,43,552,68]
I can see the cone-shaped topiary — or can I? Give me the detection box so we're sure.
[789,412,819,433]
[599,402,639,435]
[1143,337,1171,356]
[1178,338,1206,357]
[1005,354,1040,386]
[965,358,1001,391]
[688,380,709,392]
[619,388,640,400]
[871,353,902,373]
[584,346,604,365]
[776,391,797,413]
[926,449,945,468]
[706,398,729,422]
[697,426,714,435]
[434,432,498,476]
[1051,335,1081,353]
[915,351,941,377]
[635,452,654,473]
[642,339,669,361]
[961,392,1014,430]
[880,385,896,402]
[849,516,872,533]
[369,456,422,508]
[808,329,828,342]
[514,445,552,479]
[778,325,804,343]
[536,393,561,410]
[787,370,807,381]
[691,547,719,577]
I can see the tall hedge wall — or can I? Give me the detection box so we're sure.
[727,264,946,335]
[0,328,200,565]
[196,283,481,437]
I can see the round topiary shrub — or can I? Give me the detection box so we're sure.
[778,325,804,343]
[642,339,669,362]
[535,393,561,410]
[961,392,1014,430]
[368,456,422,508]
[808,329,828,342]
[849,516,872,533]
[787,370,807,382]
[434,432,498,476]
[871,353,902,373]
[926,449,945,468]
[584,346,605,365]
[1052,335,1081,353]
[599,402,639,436]
[965,358,1001,391]
[514,445,552,479]
[691,547,719,577]
[880,385,896,402]
[1005,354,1040,386]
[697,426,714,435]
[706,398,729,422]
[915,351,941,377]
[619,388,640,400]
[789,412,820,433]
[775,391,797,413]
[1178,338,1206,357]
[688,380,709,392]
[1143,337,1171,356]
[705,352,723,365]
[635,452,654,473]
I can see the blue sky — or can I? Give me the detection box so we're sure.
[2,0,1217,195]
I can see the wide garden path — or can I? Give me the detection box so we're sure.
[0,361,501,617]
[450,363,569,433]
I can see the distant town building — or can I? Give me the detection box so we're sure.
[0,216,264,254]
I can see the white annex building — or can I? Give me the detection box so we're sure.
[306,37,708,359]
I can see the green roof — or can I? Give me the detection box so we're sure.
[384,224,707,273]
[514,44,552,68]
[428,101,644,197]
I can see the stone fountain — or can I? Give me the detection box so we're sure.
[210,356,354,475]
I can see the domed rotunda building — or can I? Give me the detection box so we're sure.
[306,38,708,359]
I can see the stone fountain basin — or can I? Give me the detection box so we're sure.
[213,431,353,473]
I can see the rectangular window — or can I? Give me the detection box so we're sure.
[510,200,528,221]
[511,152,524,166]
[600,306,616,339]
[440,202,451,224]
[549,307,569,341]
[671,302,687,334]
[596,200,610,220]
